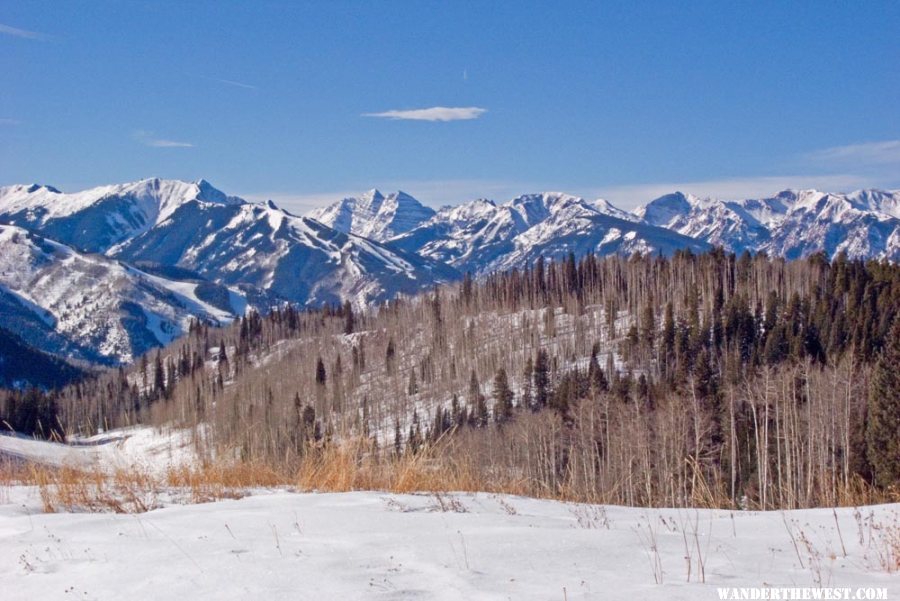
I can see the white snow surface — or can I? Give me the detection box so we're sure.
[1,429,897,599]
[0,426,197,475]
[0,486,896,600]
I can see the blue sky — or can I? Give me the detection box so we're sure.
[2,1,899,212]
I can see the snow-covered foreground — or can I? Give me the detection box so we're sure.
[1,487,896,600]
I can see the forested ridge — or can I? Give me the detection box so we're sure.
[4,249,900,508]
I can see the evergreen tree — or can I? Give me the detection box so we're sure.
[447,393,464,429]
[492,367,514,424]
[469,370,488,427]
[867,318,900,488]
[385,338,396,374]
[152,350,165,400]
[587,343,608,393]
[533,349,550,409]
[315,357,327,386]
[343,300,355,335]
[521,357,534,409]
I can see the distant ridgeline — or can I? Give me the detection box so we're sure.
[3,179,899,388]
[4,249,900,508]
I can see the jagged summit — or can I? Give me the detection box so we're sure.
[0,178,245,252]
[390,190,709,274]
[307,189,436,242]
[633,188,900,259]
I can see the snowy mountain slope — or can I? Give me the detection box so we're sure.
[0,178,244,253]
[0,178,457,309]
[308,189,436,242]
[391,192,708,274]
[113,199,459,307]
[0,224,242,364]
[636,188,900,259]
[0,479,896,601]
[635,192,774,253]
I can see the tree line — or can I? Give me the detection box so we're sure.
[4,249,899,507]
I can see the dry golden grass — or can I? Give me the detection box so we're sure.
[25,465,159,513]
[166,461,286,503]
[836,477,900,508]
[291,438,529,497]
[2,438,896,515]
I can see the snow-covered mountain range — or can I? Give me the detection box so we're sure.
[0,179,456,366]
[636,188,900,260]
[2,177,898,371]
[386,192,707,274]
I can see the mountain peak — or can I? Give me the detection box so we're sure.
[24,184,61,194]
[361,188,385,202]
[309,189,435,241]
[634,191,698,226]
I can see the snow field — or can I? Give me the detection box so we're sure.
[0,488,897,600]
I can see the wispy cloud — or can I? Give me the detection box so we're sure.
[0,118,21,126]
[197,75,258,90]
[363,106,487,122]
[133,130,194,148]
[0,22,49,40]
[806,140,900,167]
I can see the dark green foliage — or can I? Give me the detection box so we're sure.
[533,349,550,409]
[469,370,488,427]
[385,337,396,374]
[492,367,514,424]
[315,357,327,386]
[1,387,61,439]
[867,318,900,488]
[343,300,355,335]
[587,343,608,393]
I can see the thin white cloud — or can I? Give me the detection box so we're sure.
[806,140,900,167]
[133,130,194,148]
[363,106,487,122]
[197,74,258,90]
[0,118,21,126]
[216,78,257,90]
[0,22,48,40]
[147,139,194,148]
